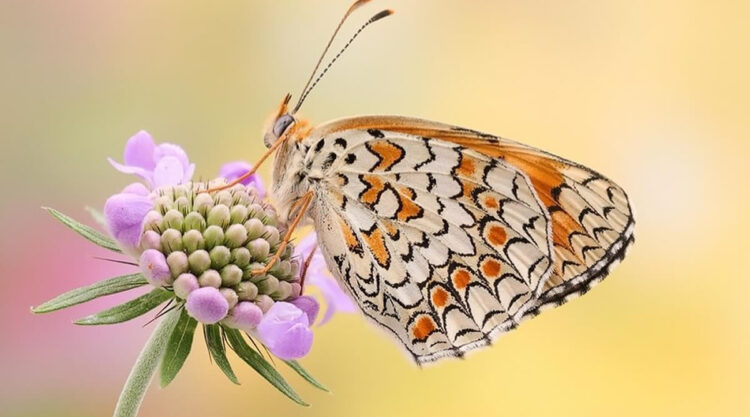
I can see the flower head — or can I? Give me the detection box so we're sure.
[108,130,195,188]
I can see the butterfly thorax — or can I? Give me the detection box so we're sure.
[270,137,312,224]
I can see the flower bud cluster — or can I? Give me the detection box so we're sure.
[138,182,301,328]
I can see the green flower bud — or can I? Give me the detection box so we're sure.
[247,203,264,217]
[163,209,184,231]
[290,260,300,277]
[188,250,211,275]
[256,275,279,295]
[255,294,274,313]
[271,260,292,280]
[207,204,230,227]
[182,229,204,252]
[161,228,183,253]
[167,251,188,278]
[203,225,224,248]
[236,281,258,301]
[173,185,189,199]
[142,211,163,232]
[184,212,206,231]
[221,264,243,286]
[231,247,251,268]
[247,238,270,260]
[215,190,233,207]
[175,196,190,215]
[271,280,292,300]
[210,245,231,269]
[193,192,214,216]
[244,218,265,240]
[154,195,175,214]
[198,269,222,288]
[225,224,248,248]
[220,288,239,309]
[264,226,280,247]
[263,209,278,226]
[230,205,249,225]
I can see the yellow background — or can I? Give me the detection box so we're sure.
[1,1,748,416]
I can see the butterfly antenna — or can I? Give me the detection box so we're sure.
[292,8,394,114]
[292,0,372,113]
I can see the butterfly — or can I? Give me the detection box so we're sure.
[211,0,635,364]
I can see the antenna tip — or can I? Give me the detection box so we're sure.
[370,9,395,23]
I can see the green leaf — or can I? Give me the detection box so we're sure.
[44,207,122,253]
[160,309,198,387]
[113,309,181,417]
[224,328,308,406]
[32,273,148,314]
[285,360,329,392]
[75,288,173,325]
[204,325,239,385]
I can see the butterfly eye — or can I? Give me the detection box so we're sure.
[273,114,295,138]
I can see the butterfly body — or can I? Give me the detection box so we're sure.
[267,113,635,364]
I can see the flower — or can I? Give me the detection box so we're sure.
[103,190,153,250]
[108,130,195,188]
[219,161,266,199]
[294,233,357,324]
[256,301,314,360]
[186,287,229,324]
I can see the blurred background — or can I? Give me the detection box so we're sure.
[1,0,748,416]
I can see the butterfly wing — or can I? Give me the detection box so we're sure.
[302,116,634,363]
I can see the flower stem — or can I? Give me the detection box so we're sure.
[113,309,181,417]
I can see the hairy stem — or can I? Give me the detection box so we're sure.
[113,309,180,417]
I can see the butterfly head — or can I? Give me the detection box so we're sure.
[263,93,296,148]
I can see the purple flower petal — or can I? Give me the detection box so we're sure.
[103,192,153,249]
[107,158,154,186]
[152,155,185,187]
[257,302,313,359]
[219,161,266,198]
[295,233,356,325]
[139,249,171,286]
[186,287,229,324]
[123,130,156,170]
[121,182,150,196]
[153,143,190,170]
[289,295,320,325]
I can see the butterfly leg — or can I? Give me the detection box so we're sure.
[252,190,314,276]
[298,241,319,291]
[200,135,286,194]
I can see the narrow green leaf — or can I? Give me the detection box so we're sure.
[113,309,181,417]
[160,309,198,387]
[204,325,239,385]
[224,328,308,406]
[44,207,121,253]
[32,273,148,314]
[285,360,329,392]
[75,288,173,325]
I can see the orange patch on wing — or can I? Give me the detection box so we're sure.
[484,195,499,209]
[457,156,477,176]
[360,175,385,205]
[461,180,477,200]
[452,269,471,289]
[369,141,404,171]
[431,288,449,308]
[481,259,502,278]
[339,218,360,252]
[396,186,422,222]
[412,316,436,341]
[362,227,390,267]
[488,225,507,246]
[383,221,399,238]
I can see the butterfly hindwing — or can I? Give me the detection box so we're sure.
[302,126,556,363]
